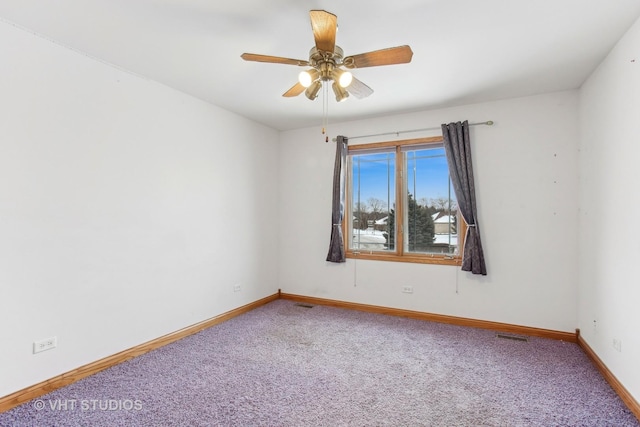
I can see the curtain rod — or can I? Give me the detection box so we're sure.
[332,120,494,142]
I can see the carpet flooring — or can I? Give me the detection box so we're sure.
[1,299,638,426]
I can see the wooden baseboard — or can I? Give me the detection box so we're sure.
[279,292,577,342]
[576,329,640,420]
[0,292,279,414]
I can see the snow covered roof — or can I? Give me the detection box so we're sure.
[434,215,455,224]
[374,216,388,225]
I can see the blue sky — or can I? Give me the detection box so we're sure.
[351,147,453,212]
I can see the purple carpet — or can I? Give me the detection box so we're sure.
[1,299,637,426]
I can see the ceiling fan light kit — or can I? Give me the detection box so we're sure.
[332,81,349,102]
[305,80,322,100]
[241,10,413,103]
[298,69,318,87]
[336,69,353,88]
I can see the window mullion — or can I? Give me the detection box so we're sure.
[395,146,404,256]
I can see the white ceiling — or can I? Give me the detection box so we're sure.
[1,0,639,131]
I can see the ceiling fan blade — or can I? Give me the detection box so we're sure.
[241,53,308,66]
[310,10,337,53]
[347,76,374,99]
[283,82,305,97]
[343,45,413,69]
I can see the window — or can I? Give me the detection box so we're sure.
[345,137,465,265]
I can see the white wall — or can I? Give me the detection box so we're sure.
[279,91,579,333]
[0,21,279,397]
[578,16,640,401]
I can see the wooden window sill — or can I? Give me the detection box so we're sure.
[346,251,462,266]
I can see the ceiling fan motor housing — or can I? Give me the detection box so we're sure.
[308,46,345,80]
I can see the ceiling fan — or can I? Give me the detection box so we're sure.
[241,10,413,102]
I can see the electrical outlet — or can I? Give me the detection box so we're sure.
[402,286,413,294]
[613,338,622,352]
[33,336,57,354]
[233,284,241,292]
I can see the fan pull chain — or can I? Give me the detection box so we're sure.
[322,82,329,142]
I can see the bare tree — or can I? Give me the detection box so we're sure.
[430,196,458,212]
[367,197,387,216]
[354,201,368,213]
[353,201,369,230]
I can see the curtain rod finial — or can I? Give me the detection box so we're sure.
[486,120,494,126]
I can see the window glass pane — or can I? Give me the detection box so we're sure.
[404,146,458,255]
[349,151,395,251]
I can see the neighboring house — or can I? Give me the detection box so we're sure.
[432,213,456,234]
[353,227,387,250]
[432,213,457,254]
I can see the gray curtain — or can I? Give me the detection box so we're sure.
[441,121,487,275]
[326,135,348,263]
